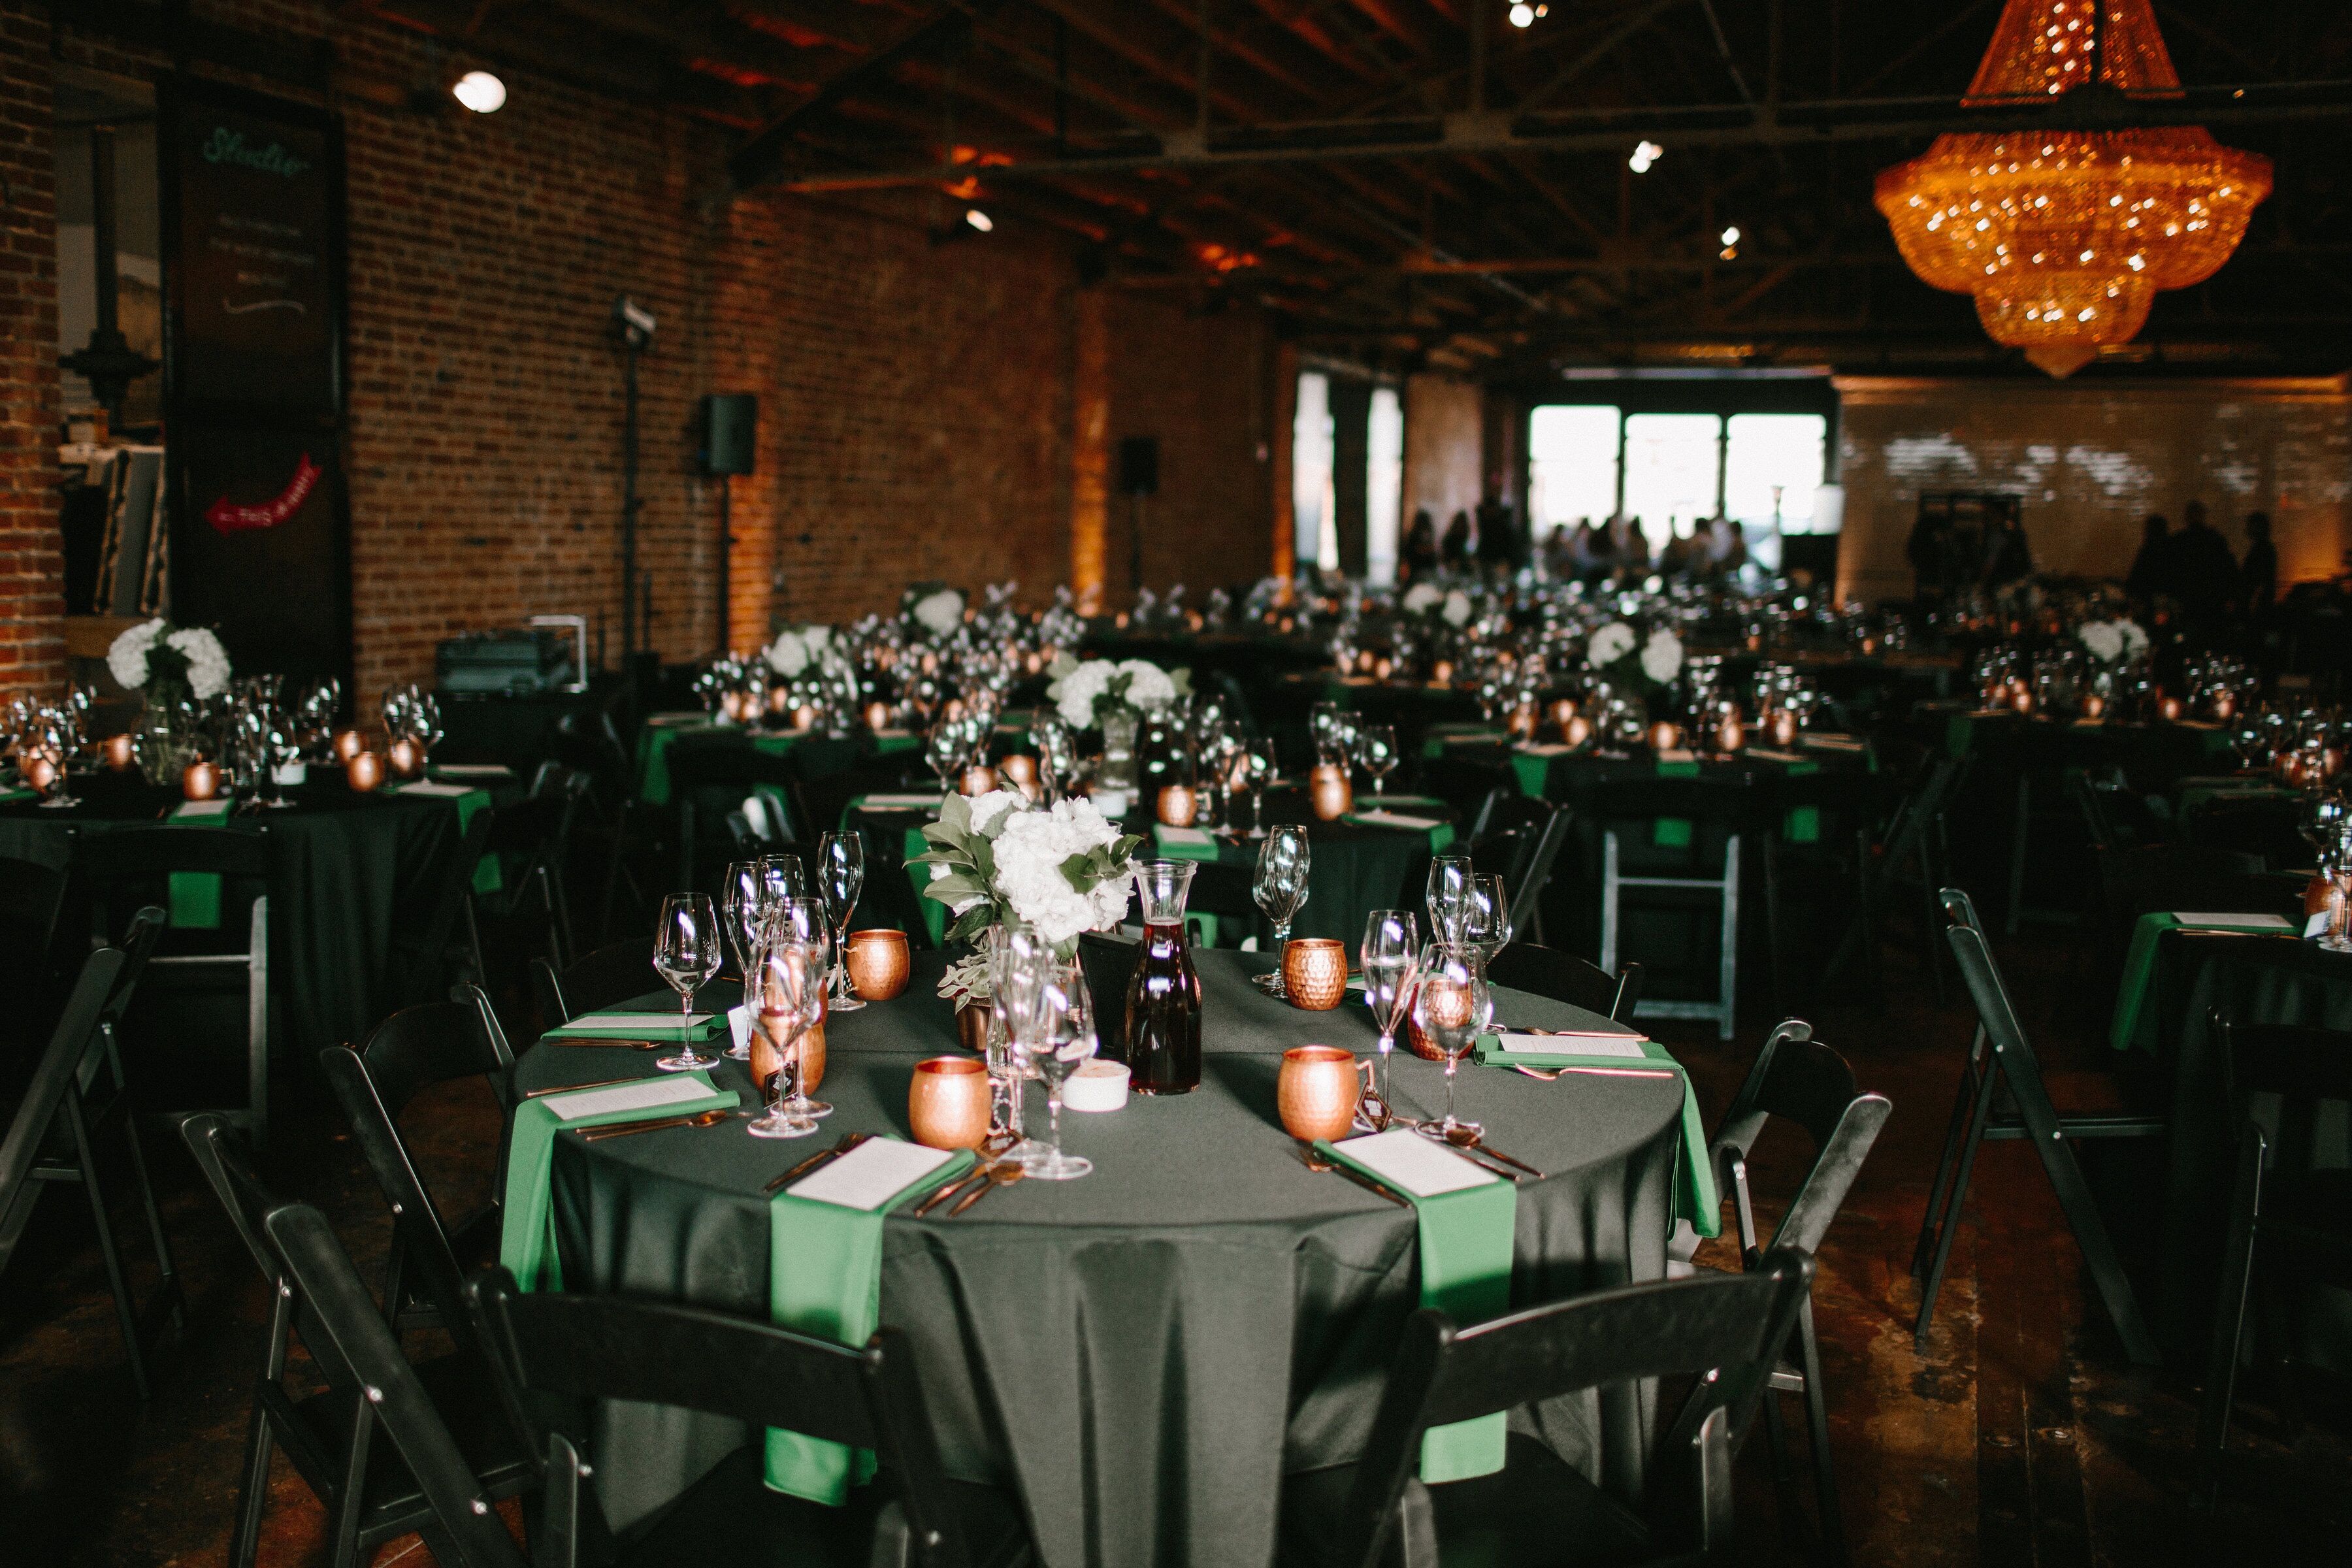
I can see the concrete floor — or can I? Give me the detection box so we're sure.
[4,930,2347,1567]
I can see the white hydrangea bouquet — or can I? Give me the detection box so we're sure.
[1583,618,1684,721]
[2077,617,2149,668]
[107,618,232,700]
[1044,655,1184,731]
[902,584,968,638]
[917,790,1143,996]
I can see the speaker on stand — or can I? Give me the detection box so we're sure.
[700,393,757,653]
[1118,436,1158,598]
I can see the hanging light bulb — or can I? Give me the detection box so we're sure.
[1720,225,1742,246]
[1508,3,1535,27]
[451,70,506,114]
[1629,140,1663,174]
[964,207,994,233]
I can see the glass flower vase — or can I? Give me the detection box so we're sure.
[137,679,198,787]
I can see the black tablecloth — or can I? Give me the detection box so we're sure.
[0,772,484,1053]
[513,949,1685,1568]
[2143,931,2352,1369]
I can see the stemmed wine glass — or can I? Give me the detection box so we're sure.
[1355,725,1399,796]
[765,897,836,1118]
[1460,874,1512,977]
[719,860,768,1058]
[1013,958,1097,1180]
[815,831,866,1011]
[653,893,723,1072]
[747,942,824,1139]
[1413,945,1492,1143]
[759,852,808,909]
[990,924,1054,1160]
[925,719,965,794]
[1252,825,1312,996]
[1239,747,1275,838]
[1358,909,1419,1129]
[1426,854,1473,946]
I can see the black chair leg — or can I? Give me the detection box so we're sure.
[1915,1054,1999,1352]
[76,1132,154,1400]
[1797,1299,1850,1568]
[2195,1127,2262,1510]
[1759,1384,1806,1551]
[1912,1039,1985,1281]
[118,1103,186,1334]
[227,1406,275,1568]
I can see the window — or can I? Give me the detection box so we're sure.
[1366,386,1404,586]
[1527,405,1621,538]
[1622,414,1723,554]
[1292,372,1335,572]
[1724,414,1830,532]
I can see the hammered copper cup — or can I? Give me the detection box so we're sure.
[1157,783,1199,828]
[386,736,423,779]
[1278,1045,1362,1142]
[1405,970,1476,1061]
[844,928,911,1002]
[1283,938,1348,1011]
[182,760,221,801]
[956,1004,990,1055]
[346,751,385,792]
[909,1056,992,1150]
[1309,763,1353,821]
[101,732,135,770]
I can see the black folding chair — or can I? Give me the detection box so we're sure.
[1469,801,1573,946]
[1824,750,1968,1005]
[74,825,275,1143]
[1277,1253,1816,1568]
[531,937,657,1029]
[387,805,498,1009]
[322,998,515,1343]
[0,853,72,1048]
[1910,889,2164,1365]
[465,1267,1034,1568]
[0,925,182,1398]
[2195,1017,2352,1509]
[178,1115,532,1568]
[1484,942,1642,1022]
[1697,1021,1890,1567]
[1591,777,1755,1040]
[465,766,593,985]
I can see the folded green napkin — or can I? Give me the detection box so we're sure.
[1756,754,1821,843]
[1342,811,1457,852]
[540,1009,728,1043]
[386,781,502,894]
[766,1141,977,1503]
[498,1071,738,1291]
[1469,1034,1720,1239]
[1652,757,1701,846]
[1152,824,1223,862]
[2108,911,2297,1052]
[0,785,32,804]
[165,799,235,930]
[1316,1132,1514,1482]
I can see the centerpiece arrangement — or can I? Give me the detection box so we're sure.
[1043,655,1183,808]
[1583,617,1684,745]
[918,788,1143,1010]
[106,617,233,785]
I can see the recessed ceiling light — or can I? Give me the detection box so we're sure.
[1509,3,1535,27]
[452,71,506,114]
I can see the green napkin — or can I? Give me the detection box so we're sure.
[1510,750,1554,800]
[387,781,502,894]
[2108,911,2297,1052]
[540,1010,728,1043]
[497,1071,738,1291]
[765,1144,977,1503]
[1152,825,1223,862]
[1341,813,1457,853]
[0,785,32,804]
[637,725,812,806]
[1315,1135,1516,1483]
[165,799,235,930]
[1469,1034,1720,1239]
[1763,755,1822,844]
[1652,756,1700,847]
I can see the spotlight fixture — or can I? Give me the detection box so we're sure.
[451,70,507,114]
[964,207,994,233]
[1508,3,1535,27]
[1720,225,1741,246]
[1628,140,1663,174]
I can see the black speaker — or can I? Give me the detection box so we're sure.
[700,393,757,477]
[1118,436,1159,497]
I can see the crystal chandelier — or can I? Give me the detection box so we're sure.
[1874,0,2272,377]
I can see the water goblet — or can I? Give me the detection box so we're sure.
[747,943,823,1139]
[1359,909,1419,1128]
[1355,725,1399,796]
[1425,854,1473,946]
[1413,945,1492,1142]
[1461,873,1512,974]
[815,832,867,1011]
[1014,960,1097,1180]
[1252,825,1313,996]
[652,892,723,1071]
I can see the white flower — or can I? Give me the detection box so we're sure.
[2116,619,2149,661]
[992,797,1133,945]
[2079,621,2126,664]
[1401,582,1443,614]
[1639,629,1683,685]
[764,630,809,678]
[106,618,165,689]
[1441,589,1473,627]
[968,789,1026,838]
[165,627,233,698]
[1118,659,1177,710]
[1051,661,1114,728]
[913,589,966,636]
[1587,621,1637,668]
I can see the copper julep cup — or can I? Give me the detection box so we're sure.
[1157,783,1200,828]
[386,736,423,779]
[909,1056,992,1150]
[1278,1045,1362,1143]
[844,928,911,1002]
[956,1004,990,1055]
[1283,938,1348,1011]
[347,751,385,792]
[101,732,135,770]
[1309,763,1352,821]
[183,760,221,801]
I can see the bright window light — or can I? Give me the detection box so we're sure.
[1527,405,1622,538]
[1724,414,1829,532]
[1622,414,1723,553]
[452,71,506,114]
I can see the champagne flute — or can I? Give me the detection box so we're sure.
[766,897,835,1118]
[653,893,723,1071]
[1413,945,1492,1142]
[815,831,867,1011]
[1253,825,1313,996]
[1359,909,1419,1128]
[1355,724,1399,796]
[1016,960,1097,1179]
[747,942,823,1139]
[719,860,767,1059]
[1426,854,1473,946]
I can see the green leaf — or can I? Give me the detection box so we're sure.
[971,837,997,886]
[1109,833,1146,862]
[938,792,972,834]
[1058,852,1095,889]
[946,905,996,944]
[1169,667,1192,697]
[926,872,987,900]
[907,846,962,866]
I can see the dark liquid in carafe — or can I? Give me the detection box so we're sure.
[1122,919,1201,1094]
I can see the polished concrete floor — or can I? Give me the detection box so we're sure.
[3,928,2347,1567]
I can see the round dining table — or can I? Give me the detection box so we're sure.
[512,947,1690,1568]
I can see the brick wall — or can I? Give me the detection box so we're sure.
[1837,376,2352,602]
[1401,372,1481,534]
[0,1,61,697]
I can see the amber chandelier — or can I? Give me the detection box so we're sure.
[1874,0,2272,377]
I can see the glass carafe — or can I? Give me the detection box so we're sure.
[1121,860,1202,1094]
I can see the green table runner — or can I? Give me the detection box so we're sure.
[2108,911,2300,1052]
[165,798,233,929]
[1469,1034,1720,1238]
[541,1010,727,1043]
[382,781,501,894]
[498,1071,738,1291]
[764,1143,977,1503]
[640,724,923,807]
[1316,1134,1515,1482]
[1652,757,1701,847]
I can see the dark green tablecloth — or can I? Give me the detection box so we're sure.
[636,719,923,807]
[0,773,483,1053]
[513,949,1685,1568]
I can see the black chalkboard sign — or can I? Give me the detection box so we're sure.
[171,420,353,690]
[159,76,344,420]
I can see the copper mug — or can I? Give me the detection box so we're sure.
[1507,702,1539,742]
[1547,698,1578,734]
[748,1006,826,1097]
[101,732,136,770]
[1404,970,1478,1061]
[908,1056,992,1150]
[386,736,423,779]
[864,701,894,732]
[1277,1045,1363,1142]
[844,928,911,1002]
[183,759,221,801]
[1157,783,1200,828]
[1770,709,1799,747]
[1647,721,1682,753]
[1000,754,1039,789]
[22,753,58,796]
[1282,938,1348,1011]
[1430,659,1454,685]
[790,705,819,732]
[346,751,385,792]
[333,728,365,763]
[956,1003,990,1055]
[958,764,1000,797]
[1309,762,1352,822]
[1716,715,1745,755]
[1563,713,1592,748]
[2158,695,2183,723]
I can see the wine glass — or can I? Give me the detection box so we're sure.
[719,860,768,1058]
[747,942,824,1139]
[1015,959,1097,1180]
[1426,854,1473,946]
[1359,909,1419,1128]
[990,924,1055,1158]
[1355,724,1399,796]
[652,893,723,1071]
[1252,825,1313,996]
[758,852,808,911]
[925,718,966,794]
[815,832,867,1011]
[764,898,835,1117]
[1239,747,1275,838]
[1413,945,1492,1142]
[1461,874,1513,975]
